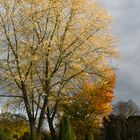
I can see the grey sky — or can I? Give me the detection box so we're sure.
[101,0,140,105]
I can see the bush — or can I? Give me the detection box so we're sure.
[19,132,44,140]
[85,132,94,140]
[0,131,13,140]
[19,132,30,140]
[59,116,76,140]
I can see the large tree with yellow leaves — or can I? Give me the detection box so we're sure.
[0,0,117,139]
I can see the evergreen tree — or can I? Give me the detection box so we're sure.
[59,116,76,140]
[85,132,94,140]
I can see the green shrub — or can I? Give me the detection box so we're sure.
[85,132,94,140]
[0,131,13,140]
[19,132,30,140]
[43,134,51,140]
[59,116,76,140]
[20,132,43,140]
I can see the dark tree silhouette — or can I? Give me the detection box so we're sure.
[112,100,140,118]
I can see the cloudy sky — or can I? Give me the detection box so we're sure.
[100,0,140,105]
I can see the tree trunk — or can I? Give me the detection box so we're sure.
[37,59,50,134]
[21,83,36,140]
[37,98,48,133]
[30,118,36,140]
[48,117,56,140]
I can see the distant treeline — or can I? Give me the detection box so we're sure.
[97,100,140,140]
[102,115,140,140]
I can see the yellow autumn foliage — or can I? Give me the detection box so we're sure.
[0,0,117,136]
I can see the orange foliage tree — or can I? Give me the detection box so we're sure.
[63,71,116,139]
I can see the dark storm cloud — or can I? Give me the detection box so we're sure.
[101,0,140,105]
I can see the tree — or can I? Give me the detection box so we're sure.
[63,72,115,139]
[59,116,76,140]
[85,132,94,140]
[104,115,126,140]
[112,100,140,118]
[0,0,117,139]
[104,115,140,140]
[126,116,140,140]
